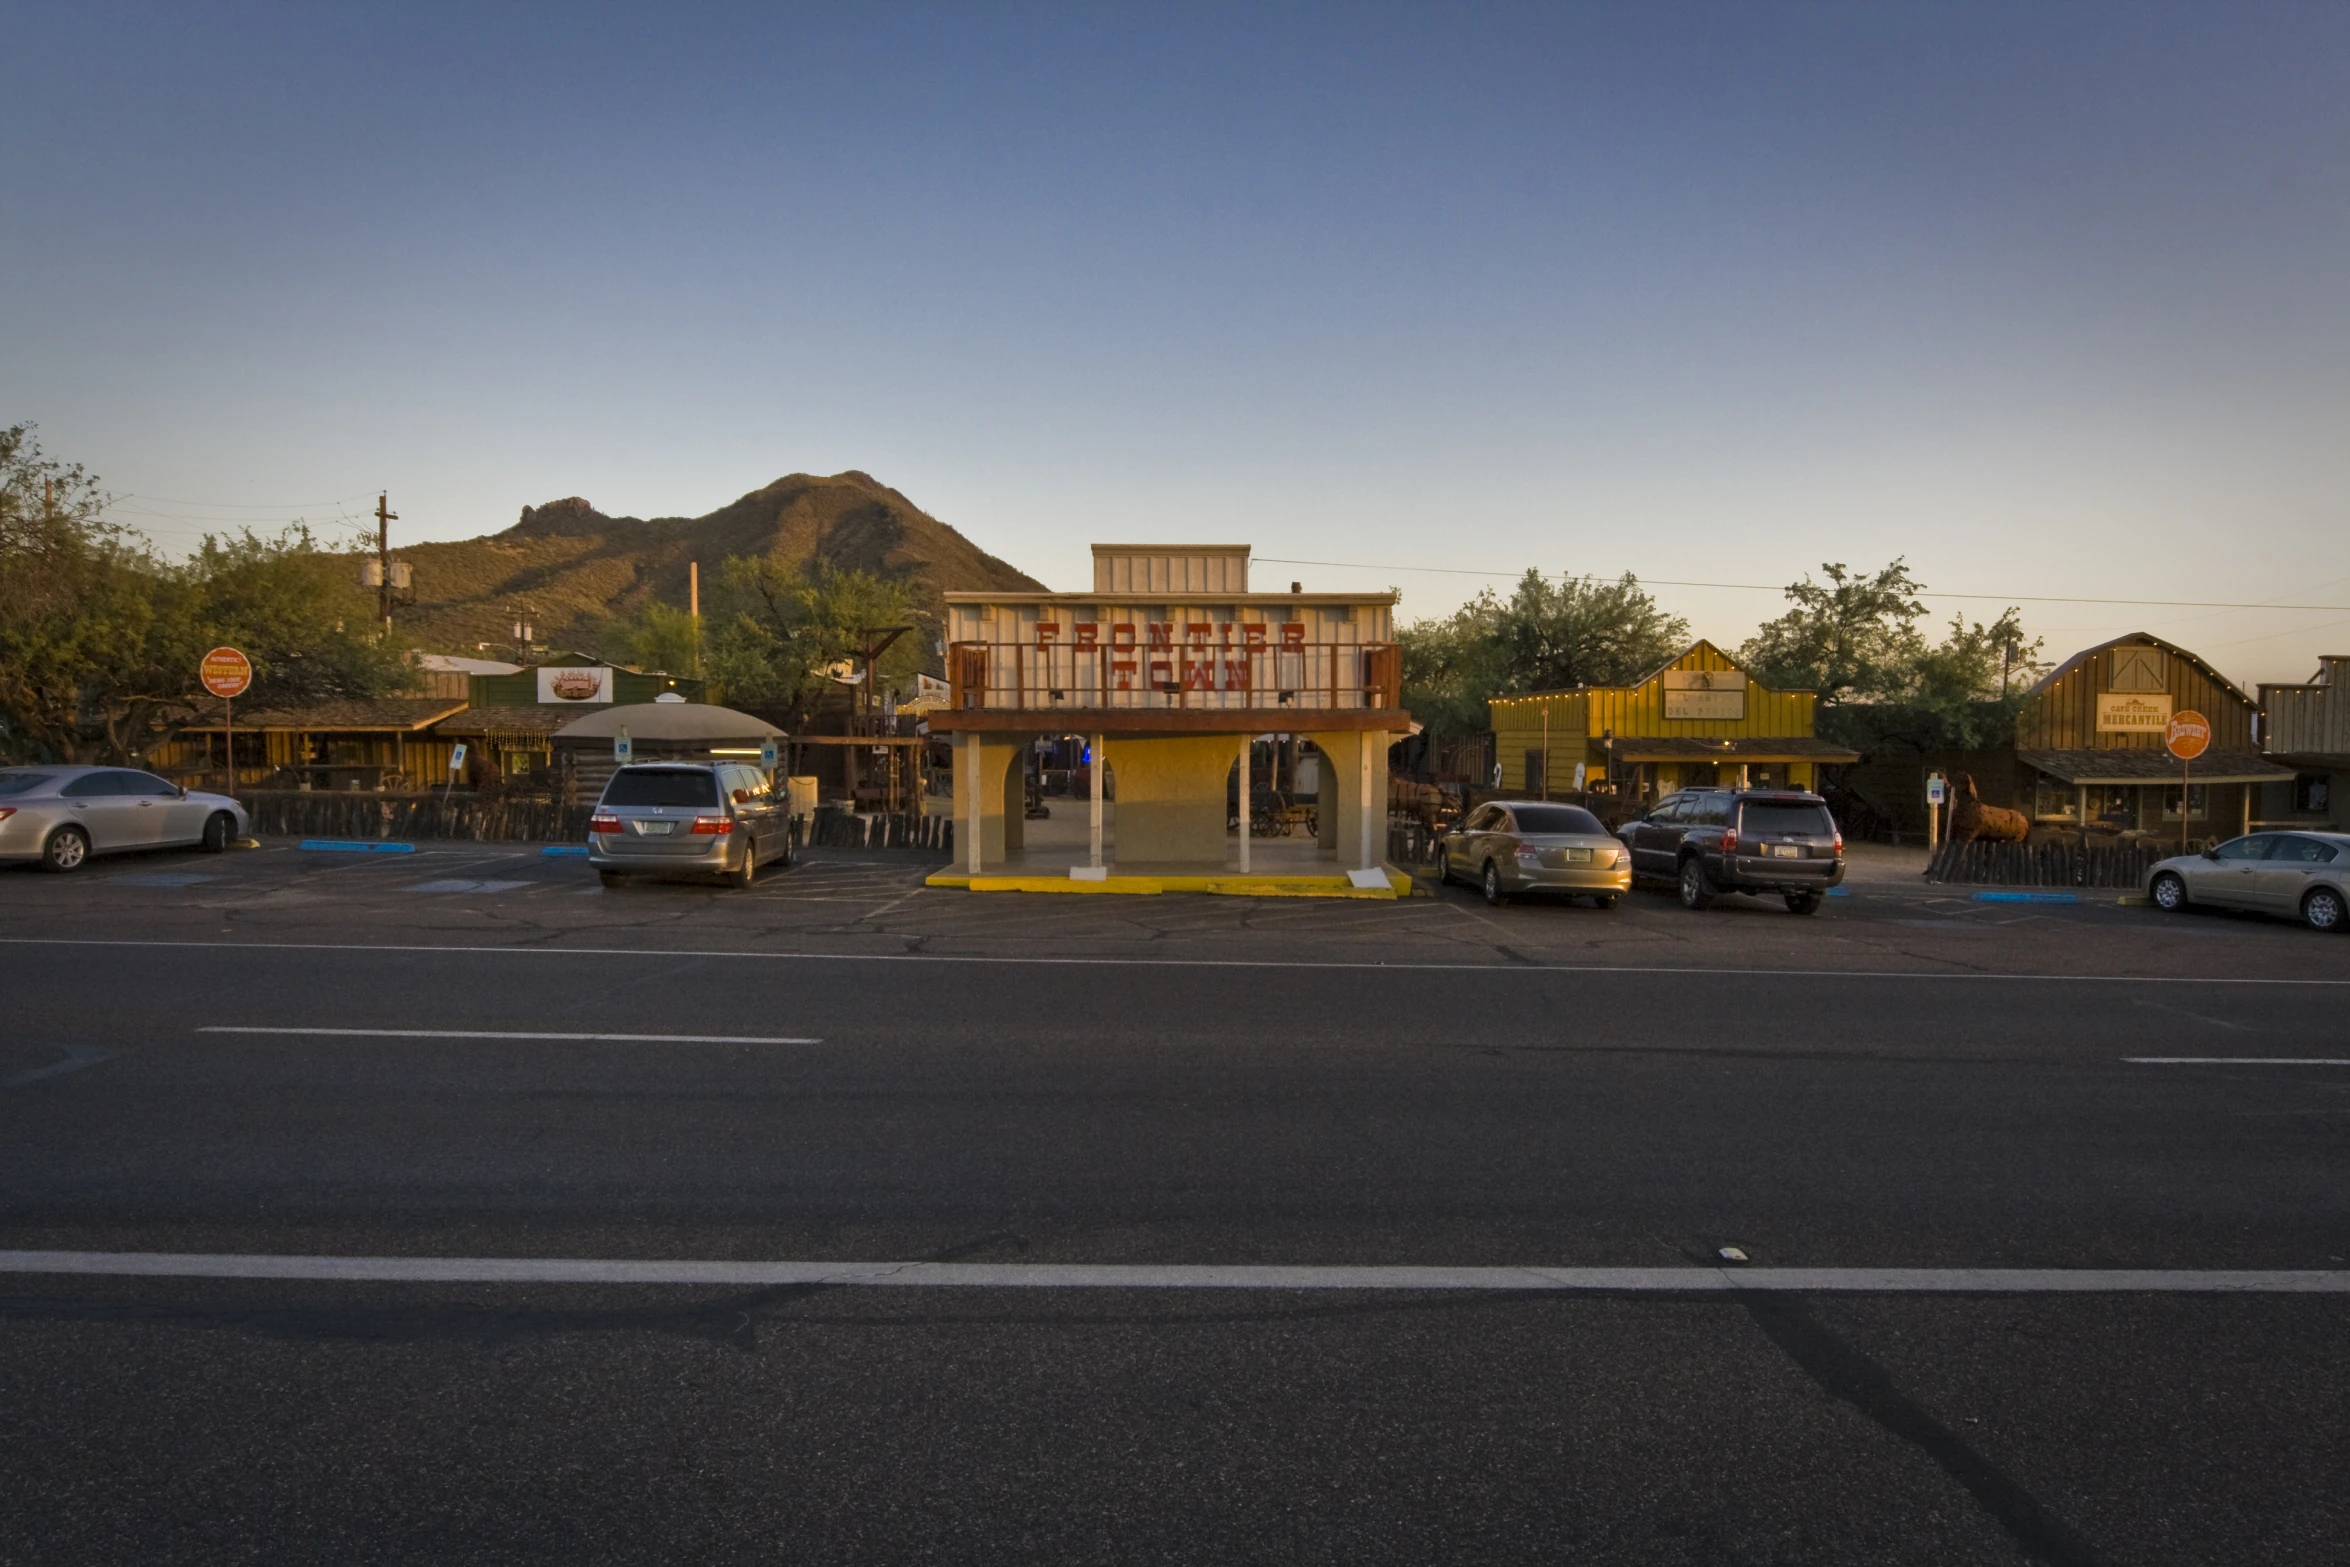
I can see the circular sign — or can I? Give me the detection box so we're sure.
[2166,709,2211,760]
[199,646,253,699]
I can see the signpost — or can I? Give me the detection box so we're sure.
[759,737,780,775]
[1925,771,1948,849]
[199,647,252,793]
[2166,711,2210,854]
[614,728,633,766]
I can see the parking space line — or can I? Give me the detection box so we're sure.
[1,1251,2344,1292]
[2125,1057,2350,1066]
[196,1026,821,1044]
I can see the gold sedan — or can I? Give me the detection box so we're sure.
[1436,800,1633,908]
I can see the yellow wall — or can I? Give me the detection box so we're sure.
[1488,643,1822,793]
[1103,735,1237,863]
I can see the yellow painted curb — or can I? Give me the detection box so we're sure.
[925,869,1410,899]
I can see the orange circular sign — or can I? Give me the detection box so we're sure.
[199,646,253,699]
[2166,709,2210,760]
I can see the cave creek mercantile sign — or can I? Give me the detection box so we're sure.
[538,666,613,703]
[2096,691,2173,732]
[1661,669,1746,721]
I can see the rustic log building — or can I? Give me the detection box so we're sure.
[2256,654,2350,831]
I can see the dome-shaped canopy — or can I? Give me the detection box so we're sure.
[553,702,783,741]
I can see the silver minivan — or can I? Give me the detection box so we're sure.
[587,762,788,889]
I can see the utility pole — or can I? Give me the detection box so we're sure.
[375,492,398,633]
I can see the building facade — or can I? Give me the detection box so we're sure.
[1487,642,1858,808]
[2014,632,2288,839]
[2257,654,2350,831]
[930,544,1408,877]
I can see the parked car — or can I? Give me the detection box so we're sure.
[0,766,249,873]
[1435,800,1631,907]
[2146,831,2349,932]
[587,762,788,889]
[1618,788,1845,914]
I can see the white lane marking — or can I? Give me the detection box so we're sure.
[0,1044,115,1090]
[196,1027,821,1045]
[2126,1057,2350,1066]
[5,937,2348,985]
[0,1252,2344,1292]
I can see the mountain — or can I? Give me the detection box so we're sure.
[370,471,1042,657]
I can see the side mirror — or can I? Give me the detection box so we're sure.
[177,784,189,799]
[2201,846,2221,861]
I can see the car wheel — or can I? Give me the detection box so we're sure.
[1784,891,1822,916]
[597,869,628,889]
[2149,872,2188,913]
[1678,856,1714,910]
[1482,860,1507,906]
[2304,886,2346,933]
[200,812,234,853]
[1435,848,1450,886]
[731,840,757,890]
[41,826,90,873]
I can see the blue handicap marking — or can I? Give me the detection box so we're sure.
[541,845,591,857]
[1826,886,1850,897]
[301,840,417,854]
[1970,891,2079,904]
[106,872,214,887]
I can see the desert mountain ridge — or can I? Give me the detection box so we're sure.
[355,470,1044,657]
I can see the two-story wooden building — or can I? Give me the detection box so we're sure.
[2256,654,2350,831]
[928,544,1410,890]
[2013,632,2289,839]
[1487,642,1859,808]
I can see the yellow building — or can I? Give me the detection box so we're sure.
[1488,641,1858,806]
[928,544,1411,893]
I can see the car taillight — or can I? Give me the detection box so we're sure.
[589,814,621,833]
[690,815,734,835]
[1722,827,1739,854]
[1833,831,1844,853]
[0,808,13,822]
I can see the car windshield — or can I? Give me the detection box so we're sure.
[1741,801,1834,836]
[602,769,719,808]
[0,771,58,797]
[1512,805,1604,835]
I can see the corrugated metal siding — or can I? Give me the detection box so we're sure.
[2016,637,2256,751]
[1092,549,1252,595]
[1487,644,1823,793]
[2261,657,2350,756]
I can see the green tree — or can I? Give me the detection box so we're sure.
[615,601,704,676]
[0,424,412,764]
[1400,570,1687,745]
[1738,560,1929,706]
[704,558,925,725]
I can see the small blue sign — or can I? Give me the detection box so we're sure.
[614,731,633,764]
[759,738,779,770]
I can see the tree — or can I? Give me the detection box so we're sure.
[1739,560,1928,707]
[615,601,704,676]
[1400,570,1688,745]
[703,558,926,726]
[0,425,412,764]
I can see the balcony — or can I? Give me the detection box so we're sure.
[943,639,1401,721]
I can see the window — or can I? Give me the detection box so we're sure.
[1689,793,1733,827]
[1647,796,1685,823]
[116,771,179,797]
[0,771,58,797]
[601,768,719,808]
[2033,781,2079,820]
[59,772,125,799]
[1523,750,1545,795]
[1510,805,1604,836]
[2269,836,2340,865]
[2160,784,2209,821]
[2295,774,2331,815]
[1740,801,1835,837]
[2211,835,2273,862]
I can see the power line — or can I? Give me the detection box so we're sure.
[1249,556,2350,614]
[115,490,377,510]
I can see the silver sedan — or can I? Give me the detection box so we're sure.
[1436,800,1633,907]
[0,766,250,872]
[2146,830,2350,932]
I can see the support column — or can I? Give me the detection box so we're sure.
[1089,733,1105,869]
[1237,735,1251,874]
[963,733,982,875]
[1358,733,1375,871]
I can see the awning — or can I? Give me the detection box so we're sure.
[2018,747,2293,786]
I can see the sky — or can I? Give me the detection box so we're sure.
[6,2,2348,688]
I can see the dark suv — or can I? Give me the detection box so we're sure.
[1619,788,1845,914]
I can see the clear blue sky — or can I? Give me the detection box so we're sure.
[7,3,2346,684]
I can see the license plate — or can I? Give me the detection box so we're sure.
[1562,847,1592,863]
[1771,843,1801,858]
[632,820,674,836]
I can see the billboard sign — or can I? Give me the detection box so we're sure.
[200,647,253,699]
[1661,669,1745,721]
[2096,692,2173,733]
[538,666,613,703]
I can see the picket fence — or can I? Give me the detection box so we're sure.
[237,792,951,855]
[1924,838,2171,889]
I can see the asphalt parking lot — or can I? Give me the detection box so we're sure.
[4,835,2348,1563]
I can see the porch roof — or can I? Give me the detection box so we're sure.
[2019,747,2293,786]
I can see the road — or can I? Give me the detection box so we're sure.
[3,839,2347,1564]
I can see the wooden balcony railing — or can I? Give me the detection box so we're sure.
[949,641,1401,714]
